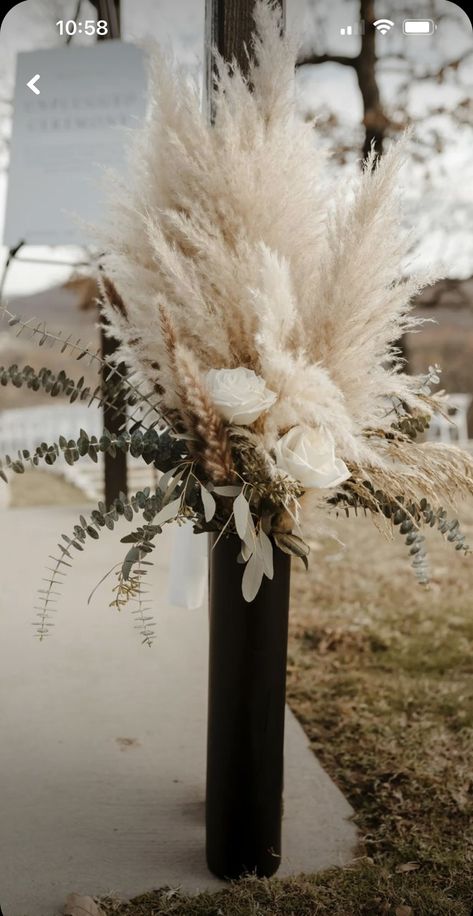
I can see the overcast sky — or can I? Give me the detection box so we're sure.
[0,0,472,295]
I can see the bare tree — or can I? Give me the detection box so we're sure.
[297,0,473,163]
[297,0,473,364]
[298,0,388,157]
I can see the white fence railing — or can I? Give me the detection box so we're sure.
[427,393,472,446]
[0,404,103,457]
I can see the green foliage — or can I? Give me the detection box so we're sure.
[388,365,441,439]
[0,361,137,416]
[329,484,469,586]
[0,426,189,483]
[110,562,156,647]
[33,456,199,644]
[35,488,158,644]
[4,309,102,363]
[0,304,173,431]
[394,410,431,440]
[0,304,202,643]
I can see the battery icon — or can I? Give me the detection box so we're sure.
[403,19,436,34]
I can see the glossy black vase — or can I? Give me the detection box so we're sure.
[206,532,291,880]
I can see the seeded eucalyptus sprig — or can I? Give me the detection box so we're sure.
[36,483,177,642]
[110,561,156,647]
[35,488,157,642]
[32,446,223,643]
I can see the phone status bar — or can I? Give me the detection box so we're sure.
[339,19,437,37]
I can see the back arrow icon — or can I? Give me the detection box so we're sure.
[27,74,41,95]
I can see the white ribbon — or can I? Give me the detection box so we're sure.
[167,521,208,609]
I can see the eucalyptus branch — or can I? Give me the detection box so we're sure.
[0,305,177,433]
[34,486,166,641]
[329,484,469,585]
[110,561,156,647]
[0,426,186,483]
[0,362,138,423]
[33,454,195,642]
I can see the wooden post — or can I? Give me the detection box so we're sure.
[90,0,128,507]
[204,0,288,881]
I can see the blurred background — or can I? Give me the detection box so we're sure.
[0,0,472,508]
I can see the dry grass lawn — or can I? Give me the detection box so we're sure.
[97,502,473,915]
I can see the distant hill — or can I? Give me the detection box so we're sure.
[6,277,99,329]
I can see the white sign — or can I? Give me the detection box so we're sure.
[3,42,147,247]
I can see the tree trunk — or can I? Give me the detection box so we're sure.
[357,0,387,158]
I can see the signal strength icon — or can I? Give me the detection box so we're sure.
[340,22,365,36]
[373,18,395,34]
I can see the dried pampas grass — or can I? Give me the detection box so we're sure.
[173,344,235,483]
[100,1,433,466]
[97,0,473,587]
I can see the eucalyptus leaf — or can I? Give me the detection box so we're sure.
[153,496,182,527]
[159,465,180,493]
[200,484,216,522]
[257,528,274,579]
[123,504,134,522]
[213,485,242,497]
[122,545,141,579]
[240,539,252,562]
[162,468,186,505]
[242,552,265,602]
[234,491,251,541]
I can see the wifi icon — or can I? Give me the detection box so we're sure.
[373,18,395,34]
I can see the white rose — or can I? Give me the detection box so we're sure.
[274,425,350,489]
[205,367,277,426]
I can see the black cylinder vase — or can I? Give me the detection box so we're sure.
[206,532,291,880]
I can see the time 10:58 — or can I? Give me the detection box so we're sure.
[56,20,109,36]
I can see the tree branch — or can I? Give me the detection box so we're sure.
[296,52,358,70]
[415,50,473,82]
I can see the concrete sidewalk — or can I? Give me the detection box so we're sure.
[0,505,357,916]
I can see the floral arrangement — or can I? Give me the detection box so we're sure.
[1,1,473,643]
